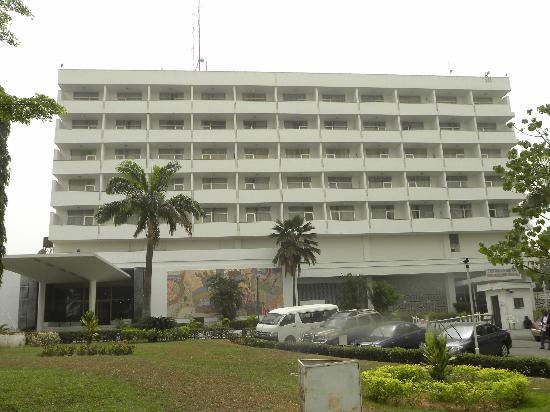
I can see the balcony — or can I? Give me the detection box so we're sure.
[404,158,444,171]
[444,158,482,172]
[194,189,237,204]
[193,100,235,114]
[369,219,411,233]
[104,100,147,113]
[367,187,408,202]
[238,189,281,203]
[103,129,147,143]
[411,218,452,232]
[490,216,515,231]
[239,221,275,237]
[323,158,363,172]
[359,102,398,115]
[447,187,486,201]
[277,101,317,114]
[318,102,358,115]
[193,159,236,173]
[193,222,239,237]
[282,188,324,202]
[236,129,278,142]
[49,224,99,241]
[99,224,140,240]
[363,130,402,143]
[327,219,370,234]
[149,158,191,173]
[235,101,276,113]
[149,100,192,113]
[401,130,440,143]
[486,187,523,200]
[279,128,320,141]
[440,130,478,143]
[102,158,147,174]
[51,190,100,207]
[365,158,404,172]
[237,158,279,173]
[149,129,192,143]
[53,160,100,175]
[408,187,447,201]
[474,104,513,117]
[478,131,517,144]
[436,103,475,117]
[60,100,103,114]
[280,158,322,172]
[325,188,366,202]
[481,157,507,172]
[398,103,437,116]
[451,217,491,231]
[193,129,235,142]
[55,129,101,144]
[320,129,361,141]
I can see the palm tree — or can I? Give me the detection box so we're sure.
[96,160,204,317]
[271,215,320,306]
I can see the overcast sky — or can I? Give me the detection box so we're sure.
[1,0,549,254]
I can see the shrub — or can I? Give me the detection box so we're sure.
[80,310,99,344]
[136,316,178,330]
[40,341,135,356]
[422,331,454,381]
[362,364,528,409]
[25,331,61,347]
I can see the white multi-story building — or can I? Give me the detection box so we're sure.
[5,70,535,330]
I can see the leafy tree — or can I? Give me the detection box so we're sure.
[368,280,399,313]
[337,273,369,310]
[479,105,550,278]
[206,273,244,320]
[96,160,204,317]
[0,1,65,285]
[271,216,320,306]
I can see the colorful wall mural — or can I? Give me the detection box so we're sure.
[167,268,283,319]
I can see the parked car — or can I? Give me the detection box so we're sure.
[351,321,426,349]
[255,304,338,342]
[531,318,542,342]
[302,309,383,345]
[443,322,512,356]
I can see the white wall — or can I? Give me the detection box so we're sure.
[0,270,20,330]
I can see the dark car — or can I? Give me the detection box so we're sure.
[351,321,426,349]
[302,309,382,345]
[443,322,512,356]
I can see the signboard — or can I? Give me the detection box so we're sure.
[485,268,520,278]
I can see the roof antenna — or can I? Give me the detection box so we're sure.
[447,62,453,75]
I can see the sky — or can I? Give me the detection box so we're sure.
[1,0,549,254]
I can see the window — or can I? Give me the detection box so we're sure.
[288,206,314,221]
[324,120,348,130]
[242,93,267,102]
[287,176,311,189]
[365,148,389,158]
[446,176,468,188]
[410,204,434,219]
[477,122,497,132]
[513,298,524,309]
[202,177,228,190]
[371,205,394,220]
[408,175,431,188]
[363,121,386,131]
[401,121,424,131]
[399,95,421,104]
[485,175,502,187]
[327,176,352,189]
[159,120,184,130]
[243,120,267,129]
[158,148,184,160]
[244,177,269,190]
[481,149,501,158]
[449,233,460,252]
[245,207,271,222]
[116,92,142,101]
[68,179,96,192]
[436,96,457,104]
[368,176,392,189]
[67,210,95,226]
[243,148,269,159]
[489,203,509,218]
[201,148,227,160]
[325,148,349,158]
[322,94,346,103]
[450,204,472,219]
[72,119,98,129]
[284,120,308,129]
[70,149,97,161]
[115,120,141,130]
[285,149,310,159]
[474,96,493,104]
[115,149,141,160]
[202,92,226,100]
[443,149,465,158]
[73,91,99,101]
[330,206,355,221]
[404,148,428,158]
[361,95,384,102]
[159,92,185,100]
[279,314,296,326]
[203,208,228,223]
[440,122,461,131]
[172,178,184,191]
[201,120,226,130]
[282,93,306,101]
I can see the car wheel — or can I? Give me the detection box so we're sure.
[285,335,296,343]
[500,343,510,357]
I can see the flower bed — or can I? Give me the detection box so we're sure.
[40,341,135,356]
[362,364,528,410]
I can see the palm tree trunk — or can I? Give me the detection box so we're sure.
[0,121,10,287]
[143,228,154,318]
[292,266,297,306]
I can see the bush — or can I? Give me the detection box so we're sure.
[80,310,99,344]
[25,331,61,347]
[362,364,528,409]
[230,336,550,378]
[40,341,135,356]
[133,316,178,330]
[422,331,454,381]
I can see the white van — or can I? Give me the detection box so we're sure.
[255,304,338,342]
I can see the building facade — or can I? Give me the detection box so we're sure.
[6,70,535,329]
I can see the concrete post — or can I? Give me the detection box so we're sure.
[445,273,457,312]
[36,281,46,331]
[89,280,97,314]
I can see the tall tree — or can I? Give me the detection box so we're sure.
[271,215,320,306]
[0,1,65,285]
[96,160,204,317]
[368,280,399,313]
[337,273,369,310]
[206,272,244,320]
[479,105,550,278]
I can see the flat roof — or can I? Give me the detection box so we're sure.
[3,253,131,284]
[270,304,338,314]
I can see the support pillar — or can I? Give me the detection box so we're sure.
[89,279,97,314]
[445,273,457,312]
[36,281,46,331]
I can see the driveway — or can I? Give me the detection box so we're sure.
[509,329,550,359]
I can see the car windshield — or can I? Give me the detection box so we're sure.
[259,313,284,325]
[443,325,473,340]
[370,324,397,338]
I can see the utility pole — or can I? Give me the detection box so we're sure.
[463,258,480,354]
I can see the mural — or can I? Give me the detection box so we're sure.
[167,268,283,319]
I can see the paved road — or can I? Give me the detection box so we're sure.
[510,329,550,359]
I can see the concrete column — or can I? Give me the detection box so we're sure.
[89,279,97,314]
[445,273,457,312]
[36,281,46,331]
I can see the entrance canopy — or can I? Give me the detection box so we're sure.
[4,253,131,284]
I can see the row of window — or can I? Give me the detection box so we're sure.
[70,119,503,132]
[71,90,504,105]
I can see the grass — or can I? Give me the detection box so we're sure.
[0,340,549,411]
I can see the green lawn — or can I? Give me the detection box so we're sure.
[1,340,549,411]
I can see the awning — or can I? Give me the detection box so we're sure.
[3,253,131,284]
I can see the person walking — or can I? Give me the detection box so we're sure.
[541,311,549,350]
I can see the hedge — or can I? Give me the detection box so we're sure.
[41,341,135,356]
[230,336,550,378]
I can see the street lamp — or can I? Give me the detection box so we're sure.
[255,272,261,320]
[462,258,480,355]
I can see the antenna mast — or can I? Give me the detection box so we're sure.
[198,0,201,71]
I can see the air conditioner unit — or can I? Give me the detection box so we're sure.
[85,154,96,161]
[115,154,125,160]
[173,184,184,191]
[382,181,393,188]
[201,154,211,160]
[455,153,465,159]
[304,212,314,221]
[244,153,254,159]
[116,125,126,130]
[385,211,395,220]
[244,183,255,190]
[485,180,493,187]
[202,184,211,190]
[481,154,489,159]
[83,216,95,226]
[303,182,312,189]
[246,213,256,223]
[412,210,420,219]
[326,153,336,159]
[328,182,338,189]
[405,153,414,159]
[300,154,310,159]
[84,185,96,192]
[379,153,389,158]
